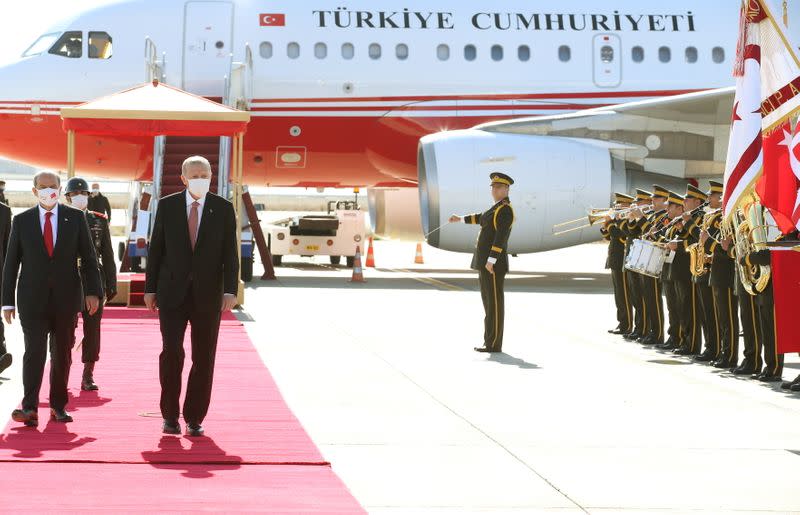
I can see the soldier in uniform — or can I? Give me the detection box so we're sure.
[64,177,117,390]
[449,173,515,353]
[634,186,669,346]
[622,190,653,342]
[601,193,634,335]
[699,181,739,369]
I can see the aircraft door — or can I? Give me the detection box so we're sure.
[592,34,621,88]
[182,1,234,96]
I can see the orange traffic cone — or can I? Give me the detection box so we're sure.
[365,237,376,268]
[414,242,424,264]
[350,246,366,283]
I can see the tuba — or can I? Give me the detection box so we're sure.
[730,201,771,295]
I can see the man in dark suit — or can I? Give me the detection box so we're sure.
[87,183,112,222]
[449,172,515,354]
[2,171,101,426]
[0,199,11,374]
[145,156,239,437]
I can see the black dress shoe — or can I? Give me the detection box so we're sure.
[608,328,625,335]
[781,375,800,390]
[674,348,697,356]
[474,346,495,353]
[623,333,641,341]
[162,419,181,435]
[759,374,783,383]
[640,335,656,345]
[186,423,204,437]
[50,408,73,423]
[11,408,38,427]
[713,359,734,369]
[790,382,800,392]
[733,364,758,376]
[81,378,99,391]
[0,353,12,374]
[694,353,716,363]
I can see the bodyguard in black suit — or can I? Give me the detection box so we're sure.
[450,172,515,353]
[0,201,12,374]
[2,171,101,426]
[145,156,239,437]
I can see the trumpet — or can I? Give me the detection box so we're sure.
[553,204,652,236]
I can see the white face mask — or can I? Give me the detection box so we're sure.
[187,178,211,198]
[37,187,59,208]
[91,188,99,195]
[70,194,89,210]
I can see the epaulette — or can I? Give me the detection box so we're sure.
[89,210,108,220]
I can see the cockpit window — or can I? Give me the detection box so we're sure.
[89,32,113,59]
[48,31,83,58]
[22,33,60,57]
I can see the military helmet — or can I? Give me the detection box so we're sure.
[65,177,90,194]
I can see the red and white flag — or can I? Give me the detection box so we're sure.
[756,120,800,232]
[259,13,286,27]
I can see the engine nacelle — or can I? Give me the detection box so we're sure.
[368,188,423,240]
[418,129,622,253]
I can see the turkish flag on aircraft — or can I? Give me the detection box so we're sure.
[756,121,800,234]
[260,13,286,26]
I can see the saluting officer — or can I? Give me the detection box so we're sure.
[64,177,117,391]
[449,173,515,353]
[602,193,634,335]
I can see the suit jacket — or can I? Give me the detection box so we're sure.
[465,198,514,274]
[145,191,239,312]
[601,219,626,270]
[2,204,101,318]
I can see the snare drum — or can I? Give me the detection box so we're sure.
[640,241,669,278]
[624,239,645,272]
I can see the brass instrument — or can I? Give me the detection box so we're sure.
[731,201,771,295]
[553,205,652,236]
[687,208,721,277]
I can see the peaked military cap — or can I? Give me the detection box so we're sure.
[667,190,684,206]
[490,172,514,186]
[685,183,708,201]
[708,180,723,195]
[652,185,669,198]
[614,192,634,204]
[635,189,652,201]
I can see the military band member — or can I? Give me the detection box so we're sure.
[450,173,515,353]
[733,266,762,376]
[64,177,117,391]
[741,234,787,382]
[699,181,739,369]
[602,193,634,335]
[631,186,669,346]
[622,190,653,342]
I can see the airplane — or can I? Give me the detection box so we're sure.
[0,0,752,255]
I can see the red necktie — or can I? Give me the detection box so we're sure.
[188,201,199,250]
[43,211,54,257]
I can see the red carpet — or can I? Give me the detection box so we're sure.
[0,463,361,513]
[0,307,363,512]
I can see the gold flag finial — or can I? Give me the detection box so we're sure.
[784,0,789,26]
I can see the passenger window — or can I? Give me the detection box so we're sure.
[712,47,725,63]
[314,42,327,59]
[287,42,300,59]
[518,45,530,62]
[631,46,644,63]
[659,46,671,63]
[437,44,450,61]
[464,44,477,61]
[342,43,354,60]
[685,46,698,63]
[369,43,381,60]
[88,32,112,59]
[48,31,82,58]
[600,45,614,63]
[259,42,273,59]
[558,45,571,62]
[396,44,409,60]
[491,45,503,61]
